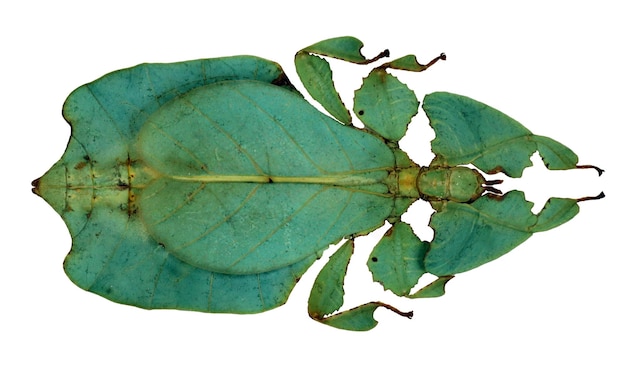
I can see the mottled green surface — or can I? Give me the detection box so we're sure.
[34,37,601,330]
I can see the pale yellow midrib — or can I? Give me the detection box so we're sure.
[169,174,380,186]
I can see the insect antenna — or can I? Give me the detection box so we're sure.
[483,179,503,195]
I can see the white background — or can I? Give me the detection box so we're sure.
[2,1,624,371]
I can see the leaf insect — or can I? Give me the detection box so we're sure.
[33,37,603,331]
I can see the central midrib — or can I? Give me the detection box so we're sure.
[169,173,383,186]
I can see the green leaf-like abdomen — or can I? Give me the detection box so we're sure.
[36,56,399,313]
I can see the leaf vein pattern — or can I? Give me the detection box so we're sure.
[145,120,213,174]
[462,203,532,232]
[432,210,478,270]
[148,183,206,228]
[319,118,355,171]
[148,254,169,308]
[84,213,132,291]
[180,96,265,175]
[311,190,354,249]
[227,187,327,269]
[232,87,330,174]
[62,136,92,237]
[86,84,130,143]
[444,134,534,165]
[170,184,261,253]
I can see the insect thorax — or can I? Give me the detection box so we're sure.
[414,166,487,203]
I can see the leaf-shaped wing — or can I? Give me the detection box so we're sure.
[423,92,581,177]
[137,81,396,274]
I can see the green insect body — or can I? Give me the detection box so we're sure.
[33,37,603,331]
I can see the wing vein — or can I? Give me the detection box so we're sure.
[170,184,262,253]
[227,186,327,269]
[233,87,330,174]
[180,95,266,175]
[144,120,214,174]
[147,183,207,228]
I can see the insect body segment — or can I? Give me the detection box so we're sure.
[416,166,491,202]
[33,37,603,331]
